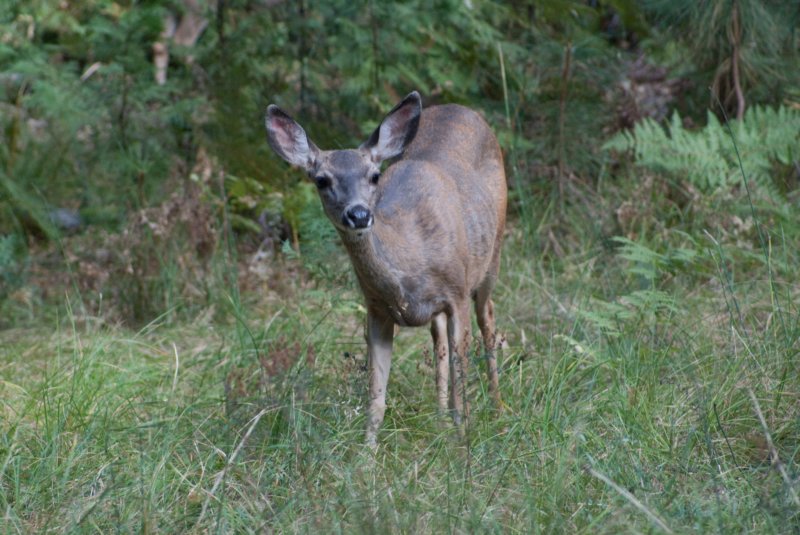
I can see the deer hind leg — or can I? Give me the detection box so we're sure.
[447,301,472,427]
[365,312,395,449]
[430,313,449,414]
[475,285,502,410]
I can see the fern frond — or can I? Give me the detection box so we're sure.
[604,105,800,195]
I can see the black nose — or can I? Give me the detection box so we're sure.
[343,205,373,229]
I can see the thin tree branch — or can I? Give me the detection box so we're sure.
[731,1,745,120]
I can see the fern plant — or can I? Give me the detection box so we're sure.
[579,235,699,337]
[603,105,800,193]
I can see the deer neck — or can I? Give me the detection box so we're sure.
[338,227,395,280]
[338,227,403,310]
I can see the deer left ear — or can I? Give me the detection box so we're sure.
[361,91,422,163]
[265,105,319,170]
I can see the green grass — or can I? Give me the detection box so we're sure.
[1,203,799,533]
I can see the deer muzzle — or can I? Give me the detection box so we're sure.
[343,205,373,230]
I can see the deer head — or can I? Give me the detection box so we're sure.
[265,92,421,233]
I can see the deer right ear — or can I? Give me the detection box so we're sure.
[265,105,318,170]
[362,91,422,163]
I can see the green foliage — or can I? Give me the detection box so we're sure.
[0,0,204,237]
[580,289,676,336]
[603,105,800,193]
[203,0,515,185]
[497,1,629,177]
[611,235,698,282]
[578,234,700,337]
[284,181,350,285]
[643,0,799,108]
[0,233,25,300]
[225,174,284,235]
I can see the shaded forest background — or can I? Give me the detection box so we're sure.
[1,0,798,326]
[2,2,800,532]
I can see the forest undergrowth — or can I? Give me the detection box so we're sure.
[2,0,800,532]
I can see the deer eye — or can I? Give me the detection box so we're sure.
[370,172,381,185]
[314,175,331,189]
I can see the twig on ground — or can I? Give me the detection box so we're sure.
[197,408,270,526]
[587,466,675,534]
[747,388,800,507]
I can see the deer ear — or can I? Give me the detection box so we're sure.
[362,91,422,163]
[265,105,318,170]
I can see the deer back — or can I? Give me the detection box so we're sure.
[371,104,506,299]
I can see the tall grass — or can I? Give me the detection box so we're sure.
[2,194,798,532]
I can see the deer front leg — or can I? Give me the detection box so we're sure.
[365,311,395,448]
[430,313,449,414]
[447,301,472,428]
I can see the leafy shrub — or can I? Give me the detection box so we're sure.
[0,0,204,237]
[603,105,800,193]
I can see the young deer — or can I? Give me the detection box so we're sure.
[265,92,506,446]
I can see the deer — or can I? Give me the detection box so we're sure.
[265,91,507,447]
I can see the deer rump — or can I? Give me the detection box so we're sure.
[265,92,507,446]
